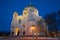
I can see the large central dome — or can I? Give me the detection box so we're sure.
[25,5,37,9]
[23,5,38,16]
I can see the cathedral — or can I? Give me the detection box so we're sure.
[10,4,48,36]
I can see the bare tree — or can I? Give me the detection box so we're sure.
[45,12,57,37]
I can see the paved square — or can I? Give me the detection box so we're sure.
[0,37,59,40]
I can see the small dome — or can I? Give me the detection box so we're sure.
[13,11,18,18]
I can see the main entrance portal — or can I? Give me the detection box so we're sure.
[29,25,38,35]
[14,27,20,36]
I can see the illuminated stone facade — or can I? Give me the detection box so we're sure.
[10,5,48,36]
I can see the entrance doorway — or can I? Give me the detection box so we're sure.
[30,25,37,35]
[14,27,20,36]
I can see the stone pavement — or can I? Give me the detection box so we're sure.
[0,36,59,40]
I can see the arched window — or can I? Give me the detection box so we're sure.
[19,19,21,23]
[23,24,25,28]
[29,9,34,12]
[12,26,14,28]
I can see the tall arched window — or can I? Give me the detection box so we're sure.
[19,19,21,23]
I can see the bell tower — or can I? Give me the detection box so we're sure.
[13,11,18,18]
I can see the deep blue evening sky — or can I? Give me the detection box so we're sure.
[0,0,60,32]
